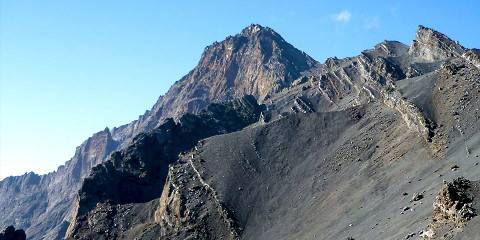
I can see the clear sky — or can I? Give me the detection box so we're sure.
[1,0,479,179]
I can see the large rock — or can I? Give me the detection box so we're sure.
[422,178,479,239]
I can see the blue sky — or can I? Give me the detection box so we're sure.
[1,0,479,179]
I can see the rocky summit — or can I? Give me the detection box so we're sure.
[2,24,480,239]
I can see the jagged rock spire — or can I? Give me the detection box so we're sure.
[409,25,465,61]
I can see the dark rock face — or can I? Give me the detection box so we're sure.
[0,25,316,239]
[66,96,261,239]
[0,226,26,240]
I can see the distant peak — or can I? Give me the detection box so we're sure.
[88,127,112,141]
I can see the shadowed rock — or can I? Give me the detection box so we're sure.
[0,226,26,240]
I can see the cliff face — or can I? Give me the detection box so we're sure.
[0,25,316,240]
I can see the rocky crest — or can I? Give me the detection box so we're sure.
[110,24,317,143]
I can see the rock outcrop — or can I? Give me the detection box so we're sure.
[463,49,480,69]
[422,178,479,239]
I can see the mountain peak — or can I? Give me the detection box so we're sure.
[415,25,453,44]
[203,24,282,54]
[240,24,277,37]
[409,25,465,61]
[169,24,316,107]
[241,24,265,34]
